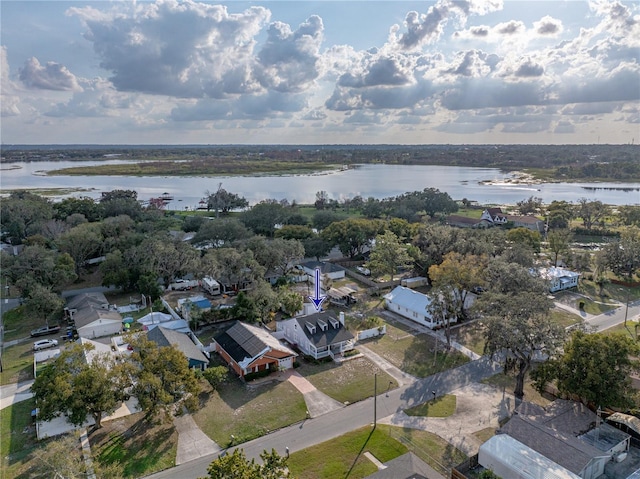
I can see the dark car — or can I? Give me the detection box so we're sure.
[30,325,61,337]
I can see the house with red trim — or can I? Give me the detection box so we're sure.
[213,321,297,378]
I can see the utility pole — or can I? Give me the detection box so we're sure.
[373,373,377,429]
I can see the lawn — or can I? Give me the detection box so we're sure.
[550,308,583,329]
[450,321,486,356]
[482,372,553,407]
[579,279,640,304]
[193,377,307,445]
[364,322,470,378]
[1,306,48,343]
[601,321,639,339]
[404,394,456,418]
[0,398,40,479]
[289,425,467,479]
[0,342,35,386]
[296,356,399,404]
[91,412,178,478]
[288,426,407,479]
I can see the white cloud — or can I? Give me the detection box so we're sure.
[19,57,81,91]
[533,15,563,36]
[1,46,21,116]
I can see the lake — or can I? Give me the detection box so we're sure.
[1,160,638,208]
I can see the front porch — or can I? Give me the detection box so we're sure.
[307,338,356,360]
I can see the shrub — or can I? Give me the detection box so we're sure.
[202,365,229,390]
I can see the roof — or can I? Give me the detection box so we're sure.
[74,308,122,329]
[500,414,606,474]
[137,311,173,325]
[66,292,110,311]
[506,214,544,224]
[300,260,344,274]
[328,286,356,299]
[607,412,640,435]
[384,286,432,312]
[215,321,296,367]
[446,215,480,226]
[365,452,444,479]
[295,312,354,347]
[80,337,115,365]
[145,319,191,334]
[147,327,208,364]
[538,266,580,280]
[480,434,581,479]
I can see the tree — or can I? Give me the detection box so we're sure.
[203,448,290,479]
[577,198,609,230]
[201,248,264,293]
[369,231,411,281]
[202,366,229,390]
[248,280,279,323]
[476,292,564,400]
[600,226,640,282]
[533,331,640,409]
[100,189,142,219]
[547,229,572,267]
[312,210,342,230]
[192,218,252,248]
[206,187,248,216]
[128,335,200,418]
[141,238,200,286]
[0,191,54,243]
[241,200,288,237]
[546,200,574,229]
[3,245,77,295]
[428,252,487,319]
[321,218,383,259]
[31,343,128,429]
[314,190,330,210]
[274,225,314,241]
[427,284,457,347]
[516,196,543,215]
[56,222,104,274]
[618,205,640,227]
[278,288,304,317]
[54,196,103,222]
[506,227,541,253]
[303,236,332,261]
[25,284,63,326]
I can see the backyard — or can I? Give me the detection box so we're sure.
[363,321,470,378]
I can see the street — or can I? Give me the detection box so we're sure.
[145,357,501,479]
[586,299,640,333]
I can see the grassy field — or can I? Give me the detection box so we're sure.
[91,413,178,478]
[288,426,408,479]
[297,356,398,404]
[450,321,486,356]
[404,394,456,418]
[364,322,470,378]
[549,308,583,328]
[0,342,35,386]
[193,378,307,445]
[0,399,39,479]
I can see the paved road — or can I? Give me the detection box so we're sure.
[145,356,501,479]
[586,299,640,332]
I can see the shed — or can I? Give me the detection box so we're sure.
[479,434,581,479]
[400,277,428,289]
[147,327,209,370]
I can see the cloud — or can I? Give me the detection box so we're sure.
[45,78,139,117]
[496,20,525,35]
[443,50,500,77]
[392,0,503,50]
[534,15,563,36]
[553,120,575,133]
[1,46,21,116]
[440,78,543,110]
[19,57,81,91]
[256,15,324,92]
[514,58,544,77]
[69,1,271,98]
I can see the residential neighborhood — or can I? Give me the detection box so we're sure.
[1,188,639,479]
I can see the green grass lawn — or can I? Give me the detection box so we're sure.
[2,306,45,343]
[91,413,177,478]
[579,280,640,304]
[0,342,35,386]
[0,398,39,479]
[289,425,467,479]
[365,323,470,378]
[404,394,456,418]
[193,378,307,445]
[601,321,639,339]
[578,297,618,315]
[297,357,398,404]
[550,308,583,328]
[288,426,408,479]
[472,427,496,444]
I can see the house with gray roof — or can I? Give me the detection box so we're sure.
[147,326,209,370]
[497,399,630,479]
[276,311,355,360]
[365,452,444,479]
[213,321,297,378]
[66,292,122,339]
[299,261,345,281]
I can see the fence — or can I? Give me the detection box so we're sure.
[450,455,478,479]
[357,325,386,340]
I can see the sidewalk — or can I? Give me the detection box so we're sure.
[0,380,34,410]
[356,343,417,387]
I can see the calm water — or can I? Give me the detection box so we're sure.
[1,160,638,208]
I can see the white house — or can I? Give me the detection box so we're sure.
[384,286,459,330]
[66,293,122,339]
[538,266,580,292]
[277,311,355,360]
[299,261,345,281]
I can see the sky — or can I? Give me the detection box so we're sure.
[1,0,639,145]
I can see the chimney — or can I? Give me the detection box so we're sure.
[339,312,345,326]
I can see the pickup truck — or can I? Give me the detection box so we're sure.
[30,325,62,337]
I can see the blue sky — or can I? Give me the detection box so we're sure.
[1,0,639,144]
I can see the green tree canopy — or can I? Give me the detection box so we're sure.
[31,343,128,428]
[506,227,541,253]
[321,218,384,259]
[369,230,411,281]
[202,448,291,479]
[533,331,640,409]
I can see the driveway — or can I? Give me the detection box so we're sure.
[282,370,344,418]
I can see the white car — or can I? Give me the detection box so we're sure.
[356,266,371,276]
[33,339,59,351]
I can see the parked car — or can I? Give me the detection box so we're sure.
[356,266,371,276]
[30,325,61,337]
[33,339,59,351]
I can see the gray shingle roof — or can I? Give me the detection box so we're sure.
[147,326,208,364]
[296,312,354,348]
[365,452,444,479]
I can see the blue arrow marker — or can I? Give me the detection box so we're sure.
[308,267,326,312]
